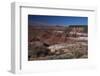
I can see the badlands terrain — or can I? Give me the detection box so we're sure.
[28,24,88,61]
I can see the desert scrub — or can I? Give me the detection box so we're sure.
[55,53,74,59]
[80,55,88,58]
[73,49,84,58]
[66,43,87,58]
[29,45,51,58]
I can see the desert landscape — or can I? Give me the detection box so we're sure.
[28,15,88,61]
[28,24,88,61]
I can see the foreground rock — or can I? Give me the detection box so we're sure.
[29,42,88,61]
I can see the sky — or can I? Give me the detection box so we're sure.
[28,15,88,26]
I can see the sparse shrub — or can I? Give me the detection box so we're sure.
[66,43,88,58]
[55,49,64,55]
[56,53,74,59]
[46,55,57,59]
[80,55,88,58]
[28,45,51,59]
[74,50,84,58]
[33,46,51,57]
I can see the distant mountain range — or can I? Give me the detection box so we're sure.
[28,21,68,27]
[28,21,87,27]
